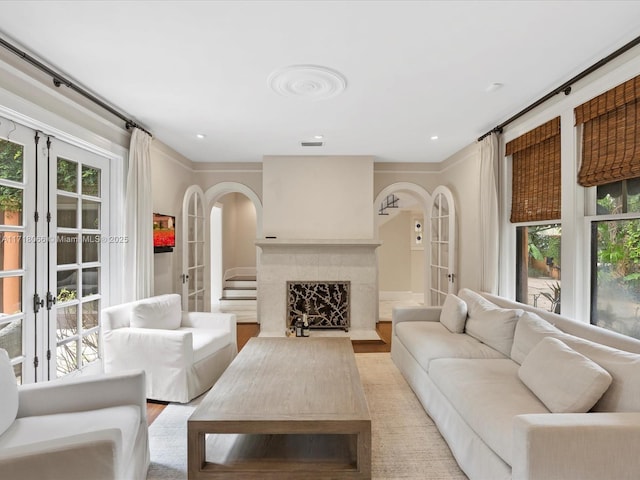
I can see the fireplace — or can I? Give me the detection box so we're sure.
[287,281,350,331]
[255,238,381,338]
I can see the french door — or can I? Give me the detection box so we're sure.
[0,116,110,383]
[182,185,206,311]
[428,185,457,306]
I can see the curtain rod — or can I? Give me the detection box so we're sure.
[478,34,640,142]
[0,36,152,137]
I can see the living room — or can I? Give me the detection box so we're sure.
[2,2,640,479]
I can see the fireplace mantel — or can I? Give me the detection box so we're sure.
[256,238,382,248]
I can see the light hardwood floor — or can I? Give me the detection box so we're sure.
[146,321,393,425]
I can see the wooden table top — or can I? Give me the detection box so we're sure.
[189,337,370,424]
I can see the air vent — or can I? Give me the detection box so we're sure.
[300,141,324,147]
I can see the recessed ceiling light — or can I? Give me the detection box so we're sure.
[196,134,206,139]
[486,82,504,93]
[430,135,439,141]
[314,135,324,139]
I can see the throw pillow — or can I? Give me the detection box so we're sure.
[559,334,640,412]
[440,294,468,333]
[0,348,19,436]
[511,311,640,412]
[510,311,563,364]
[131,294,182,330]
[459,288,523,356]
[518,337,613,413]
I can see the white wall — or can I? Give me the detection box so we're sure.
[263,156,374,239]
[411,249,424,293]
[150,142,194,295]
[378,211,412,291]
[220,192,257,275]
[437,143,483,293]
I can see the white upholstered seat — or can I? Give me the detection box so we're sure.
[101,294,237,403]
[0,348,149,480]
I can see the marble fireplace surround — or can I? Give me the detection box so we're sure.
[256,239,382,339]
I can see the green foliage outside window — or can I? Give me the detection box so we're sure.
[527,225,561,277]
[597,189,640,297]
[0,140,24,213]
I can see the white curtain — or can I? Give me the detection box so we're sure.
[479,133,499,293]
[124,128,154,301]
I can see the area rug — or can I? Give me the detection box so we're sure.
[147,352,467,480]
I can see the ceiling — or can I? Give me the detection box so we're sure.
[1,1,640,164]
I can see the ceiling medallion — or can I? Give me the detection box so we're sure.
[268,65,347,101]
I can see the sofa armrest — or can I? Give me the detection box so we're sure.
[392,306,442,329]
[512,412,640,480]
[181,312,237,346]
[0,429,121,480]
[16,370,146,420]
[103,327,193,379]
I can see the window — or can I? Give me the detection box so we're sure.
[516,225,561,312]
[590,178,640,340]
[507,118,561,311]
[576,74,640,340]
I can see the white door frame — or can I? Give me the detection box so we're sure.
[209,204,223,310]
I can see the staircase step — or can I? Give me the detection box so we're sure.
[227,275,256,281]
[222,288,257,298]
[225,280,257,289]
[219,298,257,311]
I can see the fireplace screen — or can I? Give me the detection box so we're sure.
[287,281,350,331]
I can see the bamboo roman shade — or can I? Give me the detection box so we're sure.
[575,74,640,187]
[507,117,561,223]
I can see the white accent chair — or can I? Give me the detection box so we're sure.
[0,348,149,480]
[101,294,237,403]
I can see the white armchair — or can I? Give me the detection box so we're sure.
[101,294,237,403]
[0,348,149,480]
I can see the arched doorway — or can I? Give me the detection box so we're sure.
[374,183,431,315]
[204,183,263,318]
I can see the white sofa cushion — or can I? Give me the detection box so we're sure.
[0,349,18,437]
[510,311,562,364]
[511,311,640,412]
[395,322,505,371]
[519,337,613,413]
[440,294,468,333]
[131,294,181,330]
[429,358,548,466]
[181,327,231,363]
[459,288,523,356]
[0,405,140,458]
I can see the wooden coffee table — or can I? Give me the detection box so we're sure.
[187,337,371,479]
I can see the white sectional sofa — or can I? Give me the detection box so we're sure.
[391,288,640,480]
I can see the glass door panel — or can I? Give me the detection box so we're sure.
[182,186,206,311]
[51,142,108,378]
[428,186,457,305]
[0,126,30,384]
